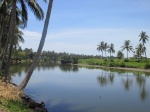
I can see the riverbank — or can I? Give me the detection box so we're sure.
[78,59,150,72]
[0,79,47,112]
[0,79,31,112]
[76,63,150,73]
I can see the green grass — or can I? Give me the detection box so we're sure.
[0,99,32,112]
[78,58,150,69]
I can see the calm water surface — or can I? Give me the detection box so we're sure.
[11,63,150,112]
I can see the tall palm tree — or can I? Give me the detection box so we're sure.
[19,0,53,90]
[121,40,133,59]
[107,43,115,57]
[97,41,104,58]
[139,31,149,58]
[3,0,45,75]
[136,43,144,59]
[139,31,149,46]
[104,42,108,57]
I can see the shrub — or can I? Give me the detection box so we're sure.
[110,59,114,62]
[119,62,125,67]
[108,62,114,67]
[124,59,129,62]
[144,63,150,69]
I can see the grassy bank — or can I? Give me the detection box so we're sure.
[78,58,150,69]
[0,79,32,112]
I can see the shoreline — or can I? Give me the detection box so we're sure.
[75,63,150,73]
[0,78,47,112]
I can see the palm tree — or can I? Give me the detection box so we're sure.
[104,42,108,57]
[97,41,104,58]
[135,43,144,59]
[3,0,45,75]
[139,31,149,58]
[19,0,53,90]
[121,40,133,59]
[107,43,115,57]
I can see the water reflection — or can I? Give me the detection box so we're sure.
[135,74,148,101]
[59,64,79,72]
[97,69,150,102]
[97,70,115,86]
[122,73,133,91]
[11,63,150,112]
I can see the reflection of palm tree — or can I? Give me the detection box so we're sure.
[136,74,148,101]
[109,71,115,84]
[136,74,146,88]
[97,75,107,86]
[140,86,148,101]
[122,73,132,91]
[97,70,115,86]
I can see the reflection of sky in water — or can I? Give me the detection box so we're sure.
[11,65,150,112]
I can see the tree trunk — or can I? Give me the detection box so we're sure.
[19,0,53,90]
[127,50,128,59]
[0,16,5,42]
[0,37,9,71]
[4,0,17,75]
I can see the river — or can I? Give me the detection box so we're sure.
[11,63,150,112]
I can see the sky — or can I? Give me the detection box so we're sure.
[19,0,150,57]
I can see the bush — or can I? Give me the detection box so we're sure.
[124,59,129,62]
[119,62,125,67]
[110,59,114,62]
[144,63,150,69]
[135,59,141,62]
[108,62,114,67]
[72,57,78,64]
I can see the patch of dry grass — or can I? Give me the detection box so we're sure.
[0,80,22,101]
[0,79,25,112]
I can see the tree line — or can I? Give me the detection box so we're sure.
[97,31,149,59]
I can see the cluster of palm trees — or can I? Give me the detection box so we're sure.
[97,31,149,59]
[0,0,54,90]
[97,41,115,58]
[0,0,45,75]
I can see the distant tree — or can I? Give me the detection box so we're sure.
[121,40,133,59]
[104,42,108,57]
[135,43,145,59]
[139,31,149,58]
[97,41,104,58]
[107,43,115,57]
[117,50,124,59]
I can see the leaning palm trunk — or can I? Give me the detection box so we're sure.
[19,0,53,90]
[0,17,5,42]
[4,0,17,75]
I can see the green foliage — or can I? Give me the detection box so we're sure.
[119,62,125,67]
[72,57,78,64]
[0,99,31,112]
[124,59,129,62]
[79,58,150,69]
[117,50,124,59]
[144,63,150,69]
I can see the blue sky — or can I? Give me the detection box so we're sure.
[20,0,150,57]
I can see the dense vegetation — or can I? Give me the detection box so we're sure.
[78,58,150,69]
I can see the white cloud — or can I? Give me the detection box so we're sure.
[20,28,150,57]
[22,30,41,39]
